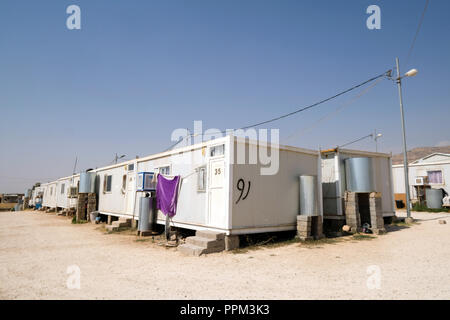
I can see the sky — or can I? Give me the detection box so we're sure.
[1,0,449,193]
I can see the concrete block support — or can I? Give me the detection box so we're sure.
[225,235,240,251]
[344,191,386,234]
[344,191,361,233]
[369,192,385,234]
[76,193,88,221]
[86,193,96,221]
[297,215,324,240]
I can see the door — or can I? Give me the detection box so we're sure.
[208,158,226,227]
[125,172,135,214]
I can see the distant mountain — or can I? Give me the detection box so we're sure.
[392,146,450,165]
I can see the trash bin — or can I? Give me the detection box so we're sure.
[90,211,99,224]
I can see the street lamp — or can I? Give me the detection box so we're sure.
[373,130,382,152]
[395,57,418,221]
[114,153,126,164]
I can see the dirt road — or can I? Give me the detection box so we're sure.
[1,210,450,299]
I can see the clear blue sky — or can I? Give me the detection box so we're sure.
[1,0,449,193]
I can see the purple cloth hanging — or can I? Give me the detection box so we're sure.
[156,174,181,217]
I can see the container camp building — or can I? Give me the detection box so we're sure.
[34,135,396,252]
[92,135,321,235]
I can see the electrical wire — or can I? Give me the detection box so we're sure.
[338,133,374,148]
[406,0,430,67]
[165,69,391,150]
[283,76,384,143]
[233,70,390,131]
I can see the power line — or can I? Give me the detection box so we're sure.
[406,0,430,66]
[338,133,374,148]
[283,76,384,143]
[236,70,390,130]
[166,69,391,150]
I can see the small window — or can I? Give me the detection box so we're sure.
[210,144,224,157]
[127,164,134,171]
[104,175,112,193]
[158,166,171,176]
[197,166,207,192]
[428,171,443,184]
[61,184,65,194]
[50,187,53,195]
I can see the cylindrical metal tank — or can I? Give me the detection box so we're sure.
[345,157,376,192]
[79,172,96,193]
[426,188,443,209]
[299,175,318,216]
[138,196,155,232]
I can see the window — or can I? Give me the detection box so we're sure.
[68,187,78,198]
[50,187,53,195]
[158,166,171,175]
[210,144,224,157]
[197,166,207,192]
[61,184,65,194]
[428,171,443,184]
[103,175,112,193]
[127,164,134,171]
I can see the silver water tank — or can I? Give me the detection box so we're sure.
[299,175,318,216]
[426,188,443,209]
[79,172,96,193]
[345,157,376,192]
[138,196,155,232]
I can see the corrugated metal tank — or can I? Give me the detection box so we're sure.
[79,172,96,193]
[426,188,443,209]
[344,157,376,192]
[299,175,318,216]
[138,196,155,232]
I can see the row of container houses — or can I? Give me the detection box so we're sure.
[28,135,396,250]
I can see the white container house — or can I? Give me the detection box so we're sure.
[94,135,321,235]
[55,174,80,209]
[321,148,395,218]
[392,153,450,201]
[29,186,45,207]
[41,181,57,209]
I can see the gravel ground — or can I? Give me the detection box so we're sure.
[1,210,450,300]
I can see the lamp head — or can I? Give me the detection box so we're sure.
[404,69,418,77]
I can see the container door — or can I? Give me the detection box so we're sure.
[208,158,225,227]
[125,172,135,214]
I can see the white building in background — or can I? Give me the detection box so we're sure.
[392,153,450,202]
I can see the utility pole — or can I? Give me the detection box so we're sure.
[373,129,382,153]
[396,57,412,220]
[114,153,126,164]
